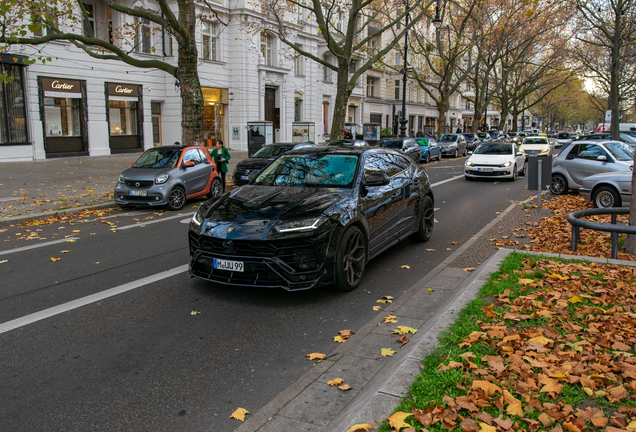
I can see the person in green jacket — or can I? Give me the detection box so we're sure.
[211,140,231,192]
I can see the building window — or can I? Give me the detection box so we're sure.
[366,77,376,97]
[136,17,152,53]
[395,50,401,66]
[370,114,382,124]
[0,64,28,145]
[109,100,138,135]
[323,55,332,82]
[202,22,218,61]
[294,98,302,122]
[261,32,273,66]
[82,3,95,36]
[295,44,305,76]
[395,80,400,100]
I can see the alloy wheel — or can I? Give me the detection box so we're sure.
[168,188,186,210]
[343,231,366,286]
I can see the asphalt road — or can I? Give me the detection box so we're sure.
[0,155,537,432]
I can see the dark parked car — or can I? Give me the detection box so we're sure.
[326,139,370,147]
[188,147,434,291]
[463,133,479,151]
[438,134,467,157]
[115,145,222,210]
[378,138,422,162]
[233,143,311,186]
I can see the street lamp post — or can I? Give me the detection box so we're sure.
[399,0,410,138]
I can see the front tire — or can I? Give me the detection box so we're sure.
[509,165,517,181]
[550,174,568,195]
[424,153,430,164]
[454,149,459,158]
[593,186,620,208]
[519,161,527,177]
[167,187,186,210]
[409,195,434,242]
[334,226,367,292]
[207,178,223,199]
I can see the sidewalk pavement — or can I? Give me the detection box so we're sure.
[235,200,636,432]
[0,150,248,223]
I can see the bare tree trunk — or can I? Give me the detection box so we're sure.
[177,0,203,145]
[437,97,449,137]
[330,63,353,140]
[511,106,519,132]
[498,108,509,131]
[610,0,622,141]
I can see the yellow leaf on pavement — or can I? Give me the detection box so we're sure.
[427,288,435,292]
[373,306,382,311]
[334,335,346,343]
[229,407,249,421]
[377,299,392,304]
[393,326,418,335]
[328,378,344,386]
[383,315,398,323]
[50,257,60,261]
[401,265,410,269]
[305,353,326,361]
[190,311,200,315]
[346,424,374,432]
[381,348,396,357]
[387,412,413,430]
[338,384,352,391]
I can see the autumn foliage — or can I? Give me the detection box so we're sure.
[382,254,636,431]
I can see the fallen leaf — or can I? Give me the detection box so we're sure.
[479,422,497,432]
[190,311,200,315]
[396,335,409,345]
[50,257,60,261]
[393,326,418,335]
[383,315,398,323]
[472,380,502,397]
[60,250,70,253]
[0,260,7,264]
[401,265,410,269]
[305,353,326,361]
[381,348,396,357]
[452,241,459,245]
[425,248,435,251]
[345,424,374,432]
[518,278,534,285]
[463,267,476,271]
[334,336,346,343]
[387,412,413,430]
[229,407,249,421]
[373,306,382,311]
[328,378,344,386]
[427,288,435,292]
[338,384,352,391]
[504,390,523,417]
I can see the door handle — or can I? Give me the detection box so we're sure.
[391,191,401,197]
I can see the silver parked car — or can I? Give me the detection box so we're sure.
[438,134,467,158]
[550,140,634,195]
[115,145,222,210]
[519,136,552,159]
[579,170,633,208]
[378,138,422,162]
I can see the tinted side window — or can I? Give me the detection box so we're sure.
[197,149,210,163]
[363,154,406,178]
[577,144,610,161]
[565,145,580,160]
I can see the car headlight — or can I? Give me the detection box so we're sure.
[541,147,550,153]
[466,161,474,167]
[500,162,512,167]
[275,216,327,233]
[191,211,203,226]
[155,173,170,184]
[119,174,125,183]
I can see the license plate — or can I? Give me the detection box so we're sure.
[478,168,494,172]
[213,258,244,272]
[129,190,148,196]
[240,175,249,180]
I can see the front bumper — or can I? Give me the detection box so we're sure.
[188,231,332,291]
[441,147,458,156]
[114,182,170,206]
[464,167,513,178]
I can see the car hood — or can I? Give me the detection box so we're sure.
[198,185,351,239]
[121,167,172,180]
[520,144,550,150]
[235,158,272,171]
[439,141,458,147]
[467,154,514,165]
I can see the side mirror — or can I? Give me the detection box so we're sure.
[597,155,608,162]
[184,160,196,168]
[468,151,473,155]
[363,172,390,187]
[516,152,524,156]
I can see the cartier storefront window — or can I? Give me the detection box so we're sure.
[107,83,142,152]
[40,77,87,156]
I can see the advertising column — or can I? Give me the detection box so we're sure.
[40,77,87,157]
[107,83,142,153]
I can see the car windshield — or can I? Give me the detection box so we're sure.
[488,131,498,137]
[474,143,513,155]
[439,134,458,142]
[133,148,181,169]
[380,140,402,149]
[252,145,292,158]
[508,132,517,137]
[557,133,570,139]
[523,138,548,144]
[254,154,359,188]
[477,133,488,139]
[604,142,635,161]
[620,133,636,143]
[416,138,431,146]
[463,134,475,139]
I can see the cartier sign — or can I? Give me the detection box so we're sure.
[42,77,81,93]
[107,83,139,97]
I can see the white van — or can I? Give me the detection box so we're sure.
[619,123,636,132]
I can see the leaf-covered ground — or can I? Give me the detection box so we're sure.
[376,252,636,432]
[526,195,636,261]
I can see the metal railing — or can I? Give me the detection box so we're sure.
[567,207,636,259]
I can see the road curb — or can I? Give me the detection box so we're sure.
[0,201,117,226]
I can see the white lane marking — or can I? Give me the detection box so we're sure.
[0,196,20,202]
[426,166,463,169]
[117,212,195,230]
[0,237,80,257]
[430,175,463,188]
[0,264,189,335]
[180,218,192,224]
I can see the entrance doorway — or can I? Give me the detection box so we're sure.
[265,87,277,141]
